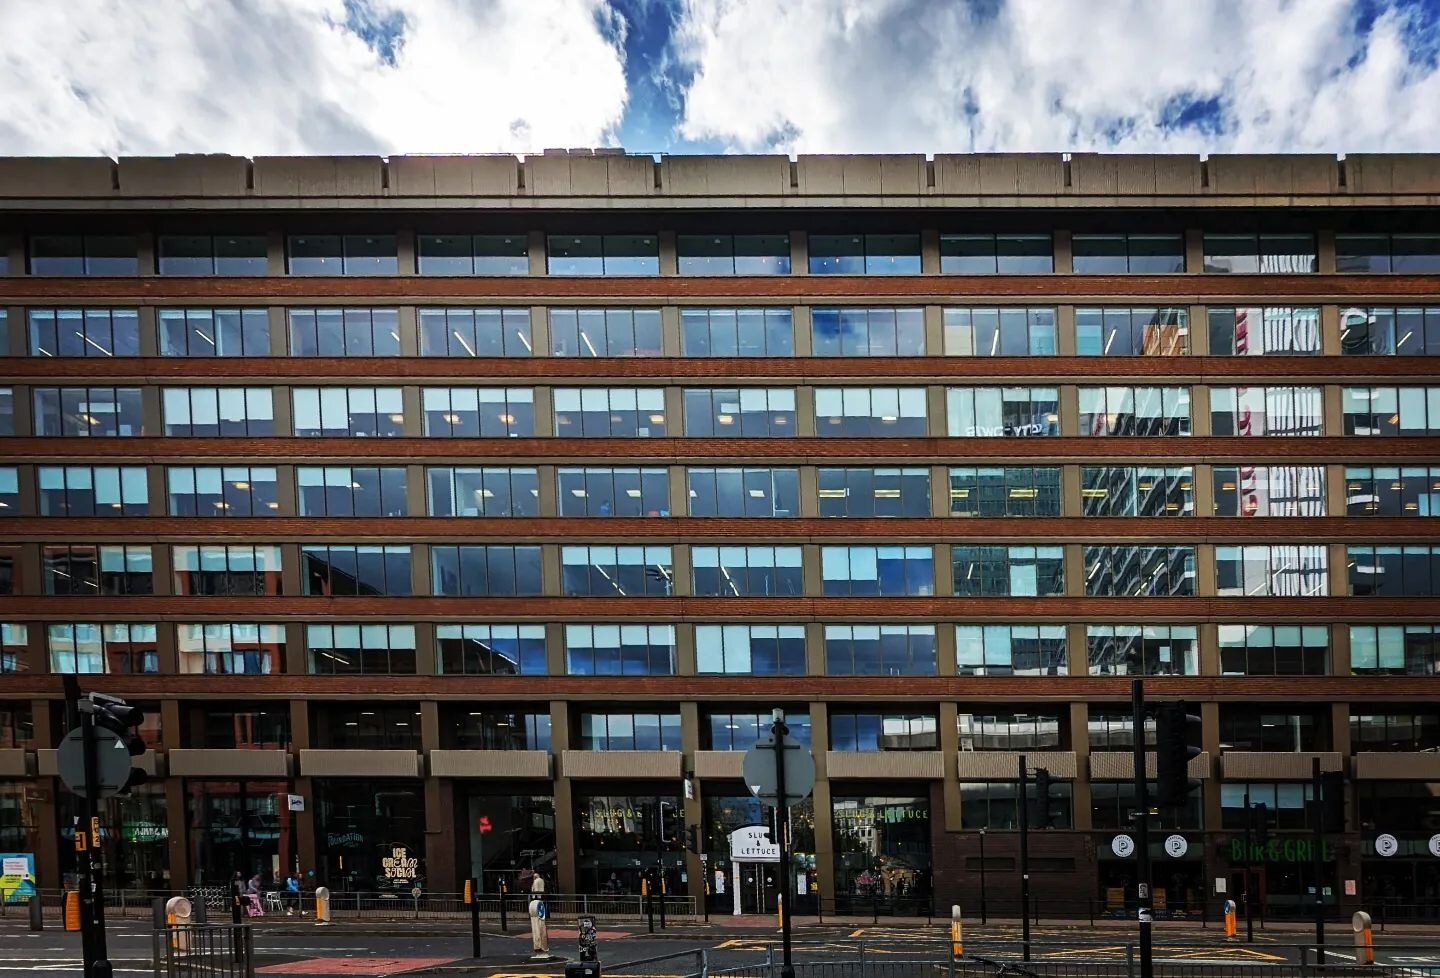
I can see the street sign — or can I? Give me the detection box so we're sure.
[1111,834,1136,858]
[56,727,134,798]
[1375,833,1399,858]
[1163,835,1189,858]
[742,735,815,809]
[1428,834,1440,858]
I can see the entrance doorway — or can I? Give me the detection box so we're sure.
[1231,867,1266,921]
[728,824,780,916]
[737,864,778,914]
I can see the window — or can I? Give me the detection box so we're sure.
[1089,709,1155,749]
[1203,233,1316,273]
[1350,711,1440,752]
[314,703,421,748]
[43,545,152,595]
[695,624,806,675]
[548,234,658,275]
[1075,307,1188,356]
[417,234,528,275]
[576,712,683,751]
[940,233,1052,273]
[944,307,1057,356]
[1347,545,1440,596]
[436,624,547,675]
[1081,466,1193,516]
[157,235,267,275]
[949,467,1061,516]
[825,625,938,676]
[551,307,664,358]
[811,308,925,356]
[167,466,277,516]
[1084,546,1196,596]
[1350,624,1440,676]
[1219,624,1329,676]
[29,235,137,275]
[958,710,1063,750]
[0,704,34,748]
[1221,783,1316,831]
[687,467,798,517]
[200,708,290,748]
[302,544,412,596]
[1072,233,1184,273]
[0,469,16,514]
[1219,708,1322,752]
[681,308,793,356]
[47,623,158,674]
[308,624,417,675]
[818,467,930,517]
[1086,625,1199,675]
[40,466,149,516]
[553,388,665,437]
[423,386,534,437]
[953,546,1064,597]
[162,387,274,436]
[34,386,144,436]
[291,387,403,437]
[1093,782,1199,831]
[298,466,407,516]
[173,545,282,595]
[707,711,810,749]
[1343,386,1440,435]
[677,234,790,275]
[1078,386,1190,436]
[0,625,26,673]
[558,467,668,517]
[963,781,1075,830]
[809,234,920,274]
[816,387,927,436]
[427,467,537,517]
[1210,386,1322,436]
[693,545,804,596]
[1341,307,1440,356]
[946,387,1058,437]
[956,625,1067,676]
[564,624,676,675]
[177,623,284,675]
[158,309,269,357]
[449,710,551,750]
[419,308,532,357]
[0,389,11,435]
[822,545,934,596]
[28,309,139,357]
[0,548,17,596]
[1216,545,1328,597]
[287,308,400,356]
[1345,466,1440,516]
[1213,465,1326,517]
[430,545,544,596]
[1336,233,1440,273]
[561,545,673,596]
[1208,307,1321,355]
[683,387,796,437]
[830,710,937,749]
[287,235,397,275]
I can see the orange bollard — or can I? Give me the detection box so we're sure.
[1224,899,1237,938]
[464,878,474,904]
[951,905,964,957]
[64,891,81,932]
[1353,911,1374,964]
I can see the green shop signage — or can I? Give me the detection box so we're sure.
[1229,838,1334,864]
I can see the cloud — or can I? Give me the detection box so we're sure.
[0,0,630,156]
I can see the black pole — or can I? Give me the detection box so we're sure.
[655,802,667,930]
[1311,756,1325,948]
[1017,754,1030,962]
[1243,790,1255,943]
[80,701,112,978]
[979,828,988,925]
[499,879,508,933]
[469,878,481,959]
[773,712,795,978]
[1132,679,1153,978]
[645,874,655,934]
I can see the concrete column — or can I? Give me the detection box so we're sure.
[1066,623,1089,677]
[284,623,308,676]
[425,778,457,891]
[5,306,22,355]
[789,231,808,276]
[795,387,816,437]
[1061,463,1083,517]
[1069,703,1092,830]
[923,305,943,356]
[541,546,562,600]
[1320,305,1341,356]
[413,622,437,676]
[808,703,833,905]
[1063,545,1085,597]
[135,307,158,356]
[926,386,947,437]
[667,465,688,518]
[1193,464,1215,518]
[400,386,423,438]
[676,623,696,675]
[271,384,292,437]
[1316,229,1337,275]
[930,466,948,517]
[397,307,419,356]
[935,618,956,672]
[530,306,550,357]
[267,231,286,275]
[151,544,175,597]
[1322,383,1343,438]
[267,307,287,356]
[661,307,681,357]
[141,386,164,439]
[1189,304,1208,355]
[545,623,566,677]
[406,464,427,519]
[397,230,417,275]
[551,703,578,892]
[792,306,812,356]
[1058,386,1079,437]
[528,231,547,276]
[939,702,962,832]
[921,229,941,275]
[680,701,703,900]
[1198,623,1220,676]
[135,231,156,277]
[411,543,431,598]
[1330,702,1352,756]
[1330,622,1351,677]
[664,388,683,438]
[1329,543,1349,597]
[672,544,692,597]
[280,543,303,598]
[146,464,167,517]
[1200,701,1222,831]
[1195,544,1218,596]
[1055,305,1077,356]
[1183,229,1204,274]
[165,777,191,887]
[1053,230,1073,274]
[805,623,826,677]
[1189,385,1211,436]
[659,231,678,276]
[272,465,297,518]
[156,624,179,675]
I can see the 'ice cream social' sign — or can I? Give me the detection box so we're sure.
[382,845,419,885]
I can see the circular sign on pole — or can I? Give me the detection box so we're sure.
[1375,834,1400,858]
[1163,834,1189,859]
[742,735,815,809]
[1111,835,1136,858]
[1428,835,1440,859]
[56,727,134,798]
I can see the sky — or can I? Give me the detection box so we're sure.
[0,0,1438,158]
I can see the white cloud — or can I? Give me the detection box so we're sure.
[671,0,1440,154]
[0,0,630,156]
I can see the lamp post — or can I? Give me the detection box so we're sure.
[978,828,988,925]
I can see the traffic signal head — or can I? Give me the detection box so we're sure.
[1154,701,1202,808]
[1253,802,1270,845]
[87,693,148,794]
[1319,771,1346,833]
[685,824,700,854]
[1032,767,1053,828]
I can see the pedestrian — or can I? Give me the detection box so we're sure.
[244,873,264,918]
[285,873,301,915]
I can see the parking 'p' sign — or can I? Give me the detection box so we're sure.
[1111,834,1136,858]
[1428,834,1440,858]
[1375,833,1400,858]
[1164,835,1189,859]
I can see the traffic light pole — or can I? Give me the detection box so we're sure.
[1311,756,1325,948]
[79,701,112,978]
[1017,755,1031,961]
[772,714,795,978]
[1131,679,1153,978]
[1242,790,1255,943]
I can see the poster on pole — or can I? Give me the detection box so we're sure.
[0,853,36,904]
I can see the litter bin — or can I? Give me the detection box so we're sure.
[566,961,601,978]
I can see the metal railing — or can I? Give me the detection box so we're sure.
[151,923,254,978]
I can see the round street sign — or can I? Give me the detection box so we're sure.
[1375,833,1400,858]
[57,727,135,798]
[1111,835,1136,858]
[1164,835,1189,859]
[742,735,815,809]
[1428,834,1440,858]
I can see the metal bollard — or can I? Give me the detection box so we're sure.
[500,879,509,933]
[467,878,481,959]
[315,886,331,925]
[1353,911,1374,965]
[950,905,963,957]
[166,896,194,953]
[64,891,81,932]
[28,894,43,931]
[151,897,168,931]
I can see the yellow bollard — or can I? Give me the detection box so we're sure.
[315,886,331,925]
[1353,911,1374,965]
[951,905,964,957]
[64,891,81,932]
[464,878,474,904]
[1224,899,1237,939]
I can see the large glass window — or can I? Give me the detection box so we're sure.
[1336,233,1440,273]
[1219,625,1329,676]
[941,233,1052,273]
[436,624,547,675]
[417,234,528,275]
[1219,707,1323,752]
[577,792,681,895]
[423,387,534,437]
[287,308,400,356]
[693,545,804,596]
[809,234,920,274]
[822,545,933,596]
[1210,386,1322,436]
[824,625,938,676]
[830,711,937,749]
[956,625,1067,676]
[548,234,658,276]
[315,780,422,889]
[420,308,532,357]
[158,309,269,357]
[302,544,412,596]
[1089,709,1155,749]
[553,388,665,437]
[681,308,793,356]
[1344,466,1440,517]
[447,708,551,749]
[0,468,16,515]
[1076,307,1188,356]
[0,389,12,436]
[1216,544,1329,597]
[1213,465,1326,517]
[1081,466,1193,516]
[430,545,544,596]
[811,308,925,356]
[577,712,682,750]
[163,387,274,436]
[1346,545,1440,596]
[308,624,417,675]
[0,625,26,673]
[558,467,668,517]
[695,624,806,675]
[1203,233,1316,273]
[291,387,403,437]
[29,234,138,275]
[1344,386,1440,435]
[167,466,277,516]
[43,545,152,595]
[1220,782,1316,831]
[1208,307,1321,355]
[953,545,1064,596]
[1078,386,1190,436]
[818,467,930,517]
[34,387,145,436]
[687,467,798,517]
[427,466,538,517]
[833,796,931,898]
[172,545,282,595]
[816,387,927,436]
[298,466,408,516]
[1086,625,1199,676]
[949,466,1061,516]
[157,235,267,275]
[1072,233,1184,273]
[40,465,149,516]
[199,709,290,748]
[1340,307,1440,356]
[958,710,1064,750]
[946,387,1059,437]
[1084,546,1196,596]
[960,781,1074,831]
[564,624,676,675]
[287,234,397,275]
[314,704,421,749]
[550,308,662,357]
[561,545,673,596]
[47,623,158,674]
[706,711,810,749]
[677,234,790,275]
[684,388,796,436]
[1093,781,1200,831]
[945,307,1057,356]
[177,623,284,675]
[1350,711,1440,752]
[0,704,35,748]
[1350,624,1440,676]
[28,309,139,357]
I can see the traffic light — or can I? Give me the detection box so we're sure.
[659,802,682,846]
[90,693,147,794]
[685,824,700,854]
[1318,771,1346,833]
[1154,701,1202,808]
[1252,802,1270,846]
[1033,768,1053,828]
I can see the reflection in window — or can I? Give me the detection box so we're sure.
[944,307,1057,356]
[707,711,810,749]
[287,235,397,275]
[564,624,676,675]
[678,234,790,275]
[816,387,927,436]
[1083,546,1196,596]
[47,623,158,674]
[577,712,682,750]
[1089,710,1155,749]
[960,781,1072,830]
[684,388,795,436]
[818,467,930,517]
[809,234,920,274]
[1208,307,1320,355]
[1219,624,1329,676]
[811,308,924,356]
[681,308,793,356]
[287,308,400,356]
[1215,544,1328,597]
[1345,466,1440,516]
[427,467,538,517]
[298,466,408,516]
[548,234,658,276]
[829,710,937,748]
[436,623,547,675]
[1346,545,1440,596]
[958,710,1063,750]
[550,308,662,357]
[430,545,544,596]
[949,467,1061,516]
[177,623,284,675]
[28,309,139,357]
[419,308,532,357]
[1072,233,1184,273]
[1086,625,1199,676]
[40,466,149,516]
[1210,386,1322,436]
[1078,386,1190,436]
[1349,624,1440,676]
[43,545,152,595]
[561,545,673,596]
[157,235,267,275]
[1081,466,1193,516]
[159,309,269,357]
[34,387,145,437]
[1220,782,1316,831]
[417,234,528,275]
[424,387,534,437]
[1336,233,1440,273]
[1341,306,1440,356]
[953,546,1063,596]
[29,235,138,275]
[166,466,277,516]
[1219,708,1322,752]
[314,703,420,748]
[956,625,1066,676]
[558,467,668,517]
[1343,386,1440,435]
[1203,233,1316,273]
[695,624,806,675]
[1075,307,1188,356]
[693,546,804,596]
[200,707,290,748]
[302,544,412,596]
[826,626,938,676]
[822,545,933,596]
[1213,465,1325,517]
[0,389,12,436]
[553,388,665,437]
[940,233,1052,273]
[0,468,16,515]
[1350,711,1440,752]
[163,387,275,436]
[291,387,402,437]
[172,545,282,595]
[1093,782,1199,831]
[946,387,1058,437]
[687,467,798,517]
[308,624,417,675]
[448,709,551,750]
